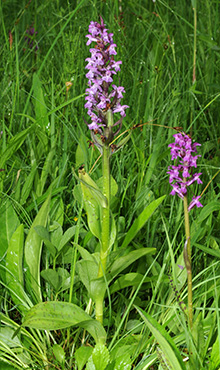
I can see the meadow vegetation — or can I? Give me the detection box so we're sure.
[0,0,220,369]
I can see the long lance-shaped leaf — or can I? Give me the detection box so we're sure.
[22,301,106,344]
[6,224,30,312]
[108,248,155,281]
[76,168,105,240]
[135,306,186,370]
[32,73,47,129]
[121,195,166,248]
[0,125,35,169]
[24,193,51,302]
[156,346,172,370]
[36,147,56,196]
[0,200,20,261]
[89,247,155,302]
[20,162,37,205]
[77,169,107,208]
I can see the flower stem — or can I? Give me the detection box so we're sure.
[183,194,193,329]
[99,144,110,275]
[96,143,111,324]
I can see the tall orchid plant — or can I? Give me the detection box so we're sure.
[83,17,129,323]
[168,132,203,328]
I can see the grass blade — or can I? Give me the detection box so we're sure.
[121,196,166,248]
[135,306,186,370]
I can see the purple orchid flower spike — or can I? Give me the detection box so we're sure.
[24,26,39,51]
[84,17,129,148]
[167,132,203,211]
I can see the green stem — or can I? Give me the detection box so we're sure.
[69,204,82,303]
[98,144,111,276]
[67,204,82,354]
[96,144,111,324]
[183,194,193,329]
[95,298,104,326]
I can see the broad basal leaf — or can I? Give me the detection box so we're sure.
[23,301,106,344]
[6,224,28,311]
[78,169,104,239]
[24,193,51,302]
[86,344,110,370]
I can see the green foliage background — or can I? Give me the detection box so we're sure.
[1,0,220,369]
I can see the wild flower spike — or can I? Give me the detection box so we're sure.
[85,17,129,135]
[24,26,39,51]
[167,132,203,211]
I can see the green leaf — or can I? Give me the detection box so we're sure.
[156,346,173,369]
[40,268,70,292]
[52,344,65,365]
[76,260,99,295]
[209,335,220,370]
[75,137,88,168]
[32,73,48,128]
[192,313,205,358]
[197,33,220,49]
[25,183,67,213]
[114,131,132,152]
[0,200,20,259]
[36,147,55,196]
[0,326,32,366]
[40,269,60,291]
[0,363,18,370]
[86,344,110,370]
[80,249,156,311]
[22,301,106,344]
[121,196,166,248]
[110,273,151,294]
[108,248,156,281]
[50,197,64,226]
[0,125,35,169]
[50,222,63,248]
[78,169,103,239]
[57,268,70,291]
[197,202,220,223]
[73,183,83,204]
[24,193,51,302]
[58,226,75,251]
[20,162,37,205]
[85,357,95,370]
[107,354,132,370]
[76,244,95,262]
[35,128,48,153]
[126,320,142,334]
[135,306,186,370]
[109,212,116,249]
[114,358,132,370]
[144,149,160,187]
[175,252,187,290]
[75,346,93,370]
[97,176,118,197]
[5,224,28,311]
[34,225,57,257]
[78,169,107,208]
[90,277,106,302]
[0,327,21,348]
[195,243,220,258]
